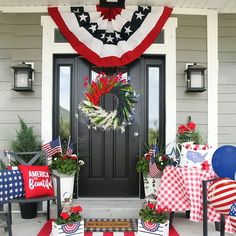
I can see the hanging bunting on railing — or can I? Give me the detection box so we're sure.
[48,5,172,67]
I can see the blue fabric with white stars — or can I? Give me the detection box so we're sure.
[229,202,236,216]
[0,170,24,204]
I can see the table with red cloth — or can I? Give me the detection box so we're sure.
[156,166,234,233]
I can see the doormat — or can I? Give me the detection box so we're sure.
[84,218,137,232]
[37,219,180,236]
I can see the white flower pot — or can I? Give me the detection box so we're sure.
[51,220,84,236]
[138,219,169,236]
[143,173,162,197]
[52,170,76,204]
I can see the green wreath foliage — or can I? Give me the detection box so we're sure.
[80,73,137,132]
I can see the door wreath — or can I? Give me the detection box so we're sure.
[79,73,137,133]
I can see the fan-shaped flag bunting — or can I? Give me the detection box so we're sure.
[48,5,172,67]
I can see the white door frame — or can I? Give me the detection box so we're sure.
[40,16,177,152]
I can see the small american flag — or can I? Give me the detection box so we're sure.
[42,137,62,157]
[149,144,161,177]
[65,138,74,156]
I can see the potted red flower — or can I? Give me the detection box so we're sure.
[138,202,169,236]
[51,205,84,236]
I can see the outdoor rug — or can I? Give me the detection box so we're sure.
[85,219,137,232]
[37,219,180,236]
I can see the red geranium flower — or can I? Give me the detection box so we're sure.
[147,203,156,209]
[70,205,83,213]
[178,124,189,135]
[187,121,196,131]
[60,212,70,220]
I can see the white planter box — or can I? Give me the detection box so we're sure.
[143,173,162,197]
[138,219,169,236]
[51,220,84,236]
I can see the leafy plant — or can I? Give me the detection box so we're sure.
[11,116,41,164]
[56,205,83,225]
[51,154,84,175]
[139,202,169,224]
[176,118,205,144]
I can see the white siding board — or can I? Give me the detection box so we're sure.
[176,50,207,62]
[0,13,42,24]
[219,102,236,114]
[219,52,236,62]
[177,38,207,50]
[219,85,236,93]
[14,25,42,36]
[14,36,42,49]
[174,15,207,26]
[0,111,41,124]
[219,27,236,37]
[176,26,207,38]
[12,49,42,60]
[219,38,236,52]
[177,100,207,111]
[218,93,236,102]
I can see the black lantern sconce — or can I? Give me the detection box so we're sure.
[185,63,207,92]
[11,62,34,92]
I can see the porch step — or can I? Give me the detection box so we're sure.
[75,198,143,218]
[73,198,143,219]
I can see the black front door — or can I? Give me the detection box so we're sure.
[53,55,165,197]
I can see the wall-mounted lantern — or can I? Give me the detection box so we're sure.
[11,62,34,92]
[185,63,206,92]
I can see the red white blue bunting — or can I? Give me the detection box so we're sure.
[48,5,172,67]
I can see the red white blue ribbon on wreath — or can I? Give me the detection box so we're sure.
[48,5,172,67]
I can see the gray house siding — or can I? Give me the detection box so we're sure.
[175,15,208,140]
[0,13,43,152]
[218,14,236,146]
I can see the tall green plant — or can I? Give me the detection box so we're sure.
[11,116,41,163]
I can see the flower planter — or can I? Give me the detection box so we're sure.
[138,219,169,236]
[51,220,84,236]
[52,170,76,204]
[143,173,162,197]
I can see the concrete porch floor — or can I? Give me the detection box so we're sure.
[0,198,233,236]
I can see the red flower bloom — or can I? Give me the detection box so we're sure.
[147,203,156,209]
[70,154,77,160]
[187,121,196,131]
[70,205,83,213]
[178,125,189,135]
[60,212,70,220]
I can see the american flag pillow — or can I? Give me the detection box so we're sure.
[0,170,24,204]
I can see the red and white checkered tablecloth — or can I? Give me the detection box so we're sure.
[156,166,234,233]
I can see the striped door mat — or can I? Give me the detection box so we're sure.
[85,219,137,232]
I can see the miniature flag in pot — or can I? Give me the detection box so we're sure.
[149,144,161,178]
[65,138,74,156]
[42,137,62,157]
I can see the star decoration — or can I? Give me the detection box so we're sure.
[89,24,97,33]
[124,26,132,35]
[141,6,149,11]
[106,34,114,43]
[79,13,88,22]
[135,12,144,20]
[115,32,121,40]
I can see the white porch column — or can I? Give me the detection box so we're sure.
[207,11,218,147]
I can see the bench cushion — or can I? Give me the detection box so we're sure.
[0,170,24,204]
[19,165,54,199]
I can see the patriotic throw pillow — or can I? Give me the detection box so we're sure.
[0,170,24,204]
[19,165,54,199]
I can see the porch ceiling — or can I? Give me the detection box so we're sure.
[0,0,236,13]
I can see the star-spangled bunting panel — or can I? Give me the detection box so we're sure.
[48,5,172,67]
[0,170,24,204]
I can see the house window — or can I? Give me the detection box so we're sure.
[148,66,160,145]
[54,29,67,43]
[58,66,71,144]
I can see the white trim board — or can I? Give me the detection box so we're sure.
[40,16,177,153]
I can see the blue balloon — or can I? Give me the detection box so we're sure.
[212,145,236,180]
